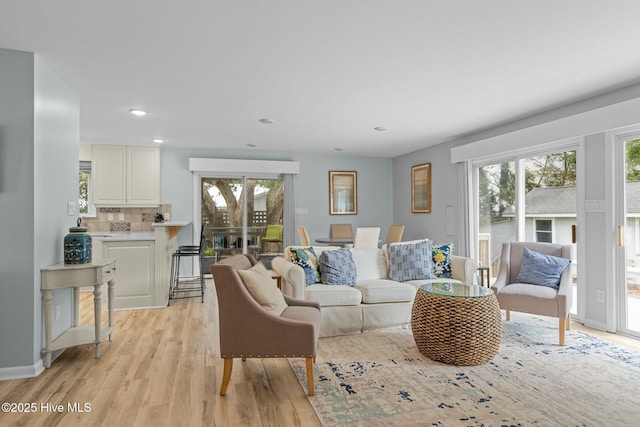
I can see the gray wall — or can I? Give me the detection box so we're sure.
[0,48,79,372]
[392,140,465,251]
[160,148,393,247]
[393,84,640,332]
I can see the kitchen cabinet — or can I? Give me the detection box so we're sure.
[103,240,155,309]
[92,145,160,206]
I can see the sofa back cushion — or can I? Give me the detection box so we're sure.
[349,248,387,280]
[387,239,436,282]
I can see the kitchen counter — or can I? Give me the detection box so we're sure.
[152,220,191,240]
[151,220,191,227]
[90,231,155,241]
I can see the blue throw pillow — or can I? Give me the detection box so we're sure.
[318,248,357,286]
[388,239,435,282]
[515,247,570,289]
[289,247,321,285]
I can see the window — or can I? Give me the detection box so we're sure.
[79,160,95,216]
[535,219,553,243]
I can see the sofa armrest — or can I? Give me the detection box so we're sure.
[450,255,479,286]
[283,294,320,310]
[271,256,306,299]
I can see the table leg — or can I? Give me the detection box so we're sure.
[94,283,102,359]
[43,290,53,368]
[73,287,80,327]
[108,278,114,341]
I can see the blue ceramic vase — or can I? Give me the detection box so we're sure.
[64,218,92,264]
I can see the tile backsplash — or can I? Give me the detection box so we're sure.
[81,204,172,232]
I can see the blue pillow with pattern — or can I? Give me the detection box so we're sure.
[388,239,435,282]
[318,248,357,286]
[516,247,570,289]
[433,243,453,278]
[289,247,321,285]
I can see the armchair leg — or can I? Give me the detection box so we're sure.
[566,315,571,330]
[505,310,511,321]
[220,358,233,396]
[305,357,315,396]
[559,318,566,346]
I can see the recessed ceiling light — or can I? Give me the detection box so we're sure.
[152,138,164,144]
[129,109,147,116]
[259,118,275,124]
[374,126,387,132]
[334,148,344,151]
[247,143,257,147]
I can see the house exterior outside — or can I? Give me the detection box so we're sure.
[485,183,640,285]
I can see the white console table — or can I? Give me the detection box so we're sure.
[40,258,116,368]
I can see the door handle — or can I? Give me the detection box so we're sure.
[618,225,624,247]
[571,225,577,244]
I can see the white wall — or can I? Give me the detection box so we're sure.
[0,48,79,377]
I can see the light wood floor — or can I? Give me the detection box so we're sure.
[1,280,639,427]
[0,280,321,427]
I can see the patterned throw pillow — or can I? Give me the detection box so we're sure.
[289,247,321,285]
[318,248,357,286]
[432,243,454,278]
[516,247,570,289]
[388,239,435,282]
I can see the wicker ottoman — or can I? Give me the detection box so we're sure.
[411,283,502,365]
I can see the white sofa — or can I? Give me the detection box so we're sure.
[271,244,479,337]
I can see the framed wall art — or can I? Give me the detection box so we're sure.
[411,162,431,213]
[329,171,357,215]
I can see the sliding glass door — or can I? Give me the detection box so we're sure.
[618,135,640,336]
[201,176,284,263]
[474,147,580,316]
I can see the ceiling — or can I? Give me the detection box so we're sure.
[2,1,640,158]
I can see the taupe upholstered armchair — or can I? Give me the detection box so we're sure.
[491,242,573,346]
[211,254,321,396]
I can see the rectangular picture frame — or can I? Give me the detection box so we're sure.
[329,171,357,215]
[411,162,431,213]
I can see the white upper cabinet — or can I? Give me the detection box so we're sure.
[93,145,160,206]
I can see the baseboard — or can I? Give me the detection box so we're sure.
[0,359,45,381]
[582,318,610,332]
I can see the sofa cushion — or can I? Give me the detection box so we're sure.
[516,247,570,289]
[388,239,436,282]
[404,277,462,290]
[349,248,387,280]
[304,284,363,306]
[355,279,416,303]
[319,248,358,285]
[289,247,321,285]
[238,262,287,316]
[432,242,454,278]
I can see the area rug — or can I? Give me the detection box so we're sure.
[290,313,640,426]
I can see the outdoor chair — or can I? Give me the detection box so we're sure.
[261,224,284,253]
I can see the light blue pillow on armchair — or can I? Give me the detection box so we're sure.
[319,248,357,286]
[515,247,570,289]
[388,239,436,282]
